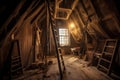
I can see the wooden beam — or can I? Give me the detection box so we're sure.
[27,3,45,21]
[74,9,85,29]
[55,0,78,20]
[24,0,42,20]
[1,0,38,48]
[89,0,110,38]
[77,3,87,25]
[0,0,27,35]
[55,8,72,20]
[33,10,46,25]
[31,0,46,24]
[71,0,79,10]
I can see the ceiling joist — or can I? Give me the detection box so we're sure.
[54,0,78,20]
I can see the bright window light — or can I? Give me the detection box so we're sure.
[59,28,70,46]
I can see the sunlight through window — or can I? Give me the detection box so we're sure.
[59,28,70,46]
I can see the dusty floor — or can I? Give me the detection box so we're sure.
[15,55,114,80]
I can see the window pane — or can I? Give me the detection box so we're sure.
[59,28,69,46]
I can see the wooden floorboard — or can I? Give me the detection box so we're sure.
[46,55,112,80]
[15,55,113,80]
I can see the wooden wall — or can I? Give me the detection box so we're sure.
[0,21,34,70]
[15,21,33,67]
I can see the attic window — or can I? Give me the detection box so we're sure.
[59,28,70,46]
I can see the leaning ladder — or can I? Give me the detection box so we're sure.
[46,0,66,80]
[9,40,23,79]
[97,39,119,75]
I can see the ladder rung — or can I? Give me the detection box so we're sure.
[51,17,54,21]
[98,64,109,71]
[11,67,22,72]
[12,56,20,60]
[51,12,54,16]
[101,58,111,63]
[49,7,53,11]
[105,46,115,48]
[50,9,53,13]
[12,59,20,64]
[53,23,56,26]
[54,33,58,35]
[51,22,55,25]
[55,36,58,38]
[51,14,54,18]
[59,53,62,56]
[103,52,113,55]
[54,29,57,31]
[11,63,21,68]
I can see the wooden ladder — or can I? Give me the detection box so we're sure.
[58,48,66,73]
[46,0,66,80]
[9,40,23,79]
[97,39,119,75]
